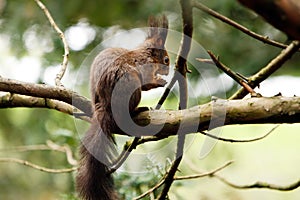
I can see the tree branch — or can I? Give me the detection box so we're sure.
[174,160,233,180]
[191,1,297,50]
[1,81,300,138]
[109,137,140,174]
[0,92,90,122]
[134,160,233,199]
[157,0,193,198]
[238,0,300,40]
[0,158,76,173]
[34,0,69,87]
[198,51,258,96]
[0,77,92,116]
[0,140,78,166]
[198,125,278,143]
[132,96,300,138]
[155,74,177,109]
[230,40,300,99]
[123,124,277,153]
[133,177,166,200]
[214,174,300,191]
[0,92,71,114]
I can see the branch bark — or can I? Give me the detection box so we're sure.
[131,96,300,138]
[1,80,300,138]
[192,1,298,50]
[0,92,73,114]
[0,77,92,116]
[230,40,300,99]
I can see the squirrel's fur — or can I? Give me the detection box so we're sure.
[76,15,169,200]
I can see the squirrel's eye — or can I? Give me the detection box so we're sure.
[163,56,169,65]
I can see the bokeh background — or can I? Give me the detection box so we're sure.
[0,0,300,199]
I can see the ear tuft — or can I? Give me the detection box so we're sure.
[147,15,169,47]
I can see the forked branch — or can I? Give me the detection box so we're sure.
[230,40,300,99]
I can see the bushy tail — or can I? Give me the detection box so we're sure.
[76,122,118,200]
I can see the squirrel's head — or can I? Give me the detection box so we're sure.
[139,15,170,91]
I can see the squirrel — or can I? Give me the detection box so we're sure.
[76,15,169,200]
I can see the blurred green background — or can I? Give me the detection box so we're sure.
[0,0,300,199]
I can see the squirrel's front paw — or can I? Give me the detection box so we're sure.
[131,107,149,117]
[135,106,149,112]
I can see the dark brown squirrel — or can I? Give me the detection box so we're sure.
[76,15,169,200]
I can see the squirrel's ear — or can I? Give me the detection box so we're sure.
[156,38,164,47]
[147,15,168,41]
[160,15,168,30]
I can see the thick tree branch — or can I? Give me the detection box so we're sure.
[132,96,300,138]
[0,92,90,122]
[0,92,71,114]
[0,77,92,116]
[1,82,300,138]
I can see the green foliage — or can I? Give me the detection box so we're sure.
[115,170,163,199]
[0,108,78,200]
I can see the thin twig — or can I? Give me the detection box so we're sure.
[133,178,166,200]
[46,140,78,166]
[230,40,300,99]
[135,124,277,146]
[0,144,50,152]
[214,174,300,191]
[196,58,215,65]
[175,160,233,180]
[0,158,77,173]
[199,125,279,143]
[155,75,177,109]
[191,1,297,50]
[183,156,300,191]
[198,51,259,96]
[34,0,69,87]
[134,160,233,199]
[108,137,140,174]
[0,140,78,166]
